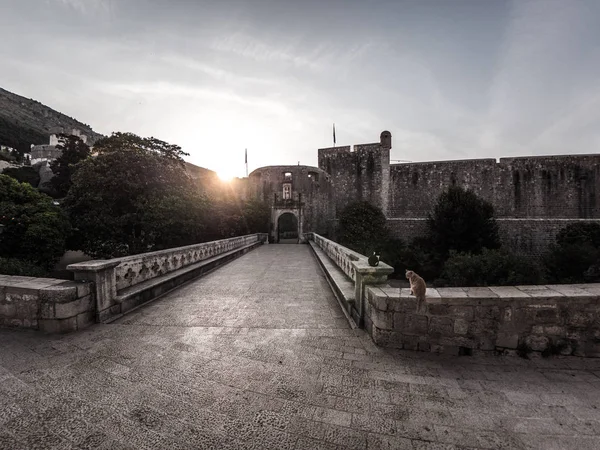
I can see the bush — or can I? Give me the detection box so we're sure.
[0,257,48,277]
[544,222,600,283]
[428,185,500,256]
[0,175,70,271]
[337,201,390,255]
[437,248,545,287]
[397,236,445,282]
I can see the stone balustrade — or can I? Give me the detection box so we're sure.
[306,233,393,327]
[366,284,600,358]
[0,275,94,333]
[69,233,267,323]
[0,234,267,333]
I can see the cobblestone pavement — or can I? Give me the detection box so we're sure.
[1,244,600,450]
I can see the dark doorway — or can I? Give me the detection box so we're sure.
[277,212,298,243]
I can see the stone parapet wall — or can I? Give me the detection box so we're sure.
[308,233,363,281]
[115,234,264,291]
[366,283,600,357]
[0,275,94,333]
[69,233,268,324]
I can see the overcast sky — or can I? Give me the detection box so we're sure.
[1,0,599,177]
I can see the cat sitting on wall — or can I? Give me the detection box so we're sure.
[405,269,426,313]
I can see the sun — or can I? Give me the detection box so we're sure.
[217,171,234,182]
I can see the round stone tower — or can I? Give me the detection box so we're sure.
[380,130,392,149]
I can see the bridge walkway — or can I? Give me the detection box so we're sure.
[1,244,600,449]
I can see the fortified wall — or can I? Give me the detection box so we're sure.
[317,131,600,256]
[248,165,332,241]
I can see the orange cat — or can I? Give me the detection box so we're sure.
[405,269,426,312]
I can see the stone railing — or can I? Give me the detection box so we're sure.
[366,284,600,358]
[306,233,393,327]
[68,233,267,323]
[114,234,263,291]
[0,275,94,333]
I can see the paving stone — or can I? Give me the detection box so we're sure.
[0,245,599,449]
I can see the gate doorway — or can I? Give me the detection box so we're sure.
[277,212,299,243]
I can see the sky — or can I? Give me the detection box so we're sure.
[1,0,599,178]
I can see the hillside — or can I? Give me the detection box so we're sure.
[0,87,103,153]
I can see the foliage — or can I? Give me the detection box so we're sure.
[437,248,545,287]
[0,175,70,271]
[544,222,600,283]
[208,199,271,240]
[396,236,445,282]
[63,132,201,258]
[48,133,91,197]
[428,185,500,256]
[0,257,48,277]
[2,166,40,187]
[337,201,390,255]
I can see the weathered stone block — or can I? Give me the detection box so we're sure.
[76,281,93,298]
[371,308,393,330]
[535,308,558,322]
[402,335,418,351]
[427,304,449,316]
[417,342,431,352]
[478,337,496,351]
[390,297,417,312]
[475,306,500,320]
[393,312,406,329]
[55,295,93,319]
[40,302,55,319]
[439,335,476,348]
[567,311,594,328]
[39,284,77,303]
[496,333,519,349]
[525,335,549,352]
[429,317,453,336]
[38,317,78,334]
[0,303,16,318]
[0,286,5,302]
[448,305,474,320]
[454,319,469,335]
[404,314,428,335]
[543,325,566,336]
[76,310,95,329]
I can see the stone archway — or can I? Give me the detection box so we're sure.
[276,211,299,243]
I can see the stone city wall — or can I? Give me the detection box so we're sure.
[366,283,600,358]
[386,217,600,257]
[0,275,94,333]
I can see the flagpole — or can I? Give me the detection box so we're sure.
[245,148,248,177]
[333,123,336,148]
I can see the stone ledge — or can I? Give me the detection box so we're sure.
[366,282,600,358]
[68,260,122,272]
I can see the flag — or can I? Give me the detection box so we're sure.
[333,123,336,145]
[245,148,247,164]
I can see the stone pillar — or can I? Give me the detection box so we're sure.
[67,260,121,323]
[352,260,393,328]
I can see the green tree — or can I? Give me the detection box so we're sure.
[337,201,390,255]
[63,132,205,258]
[545,222,600,283]
[438,249,545,287]
[48,133,91,197]
[428,185,500,256]
[0,175,70,273]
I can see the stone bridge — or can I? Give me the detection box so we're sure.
[1,237,600,449]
